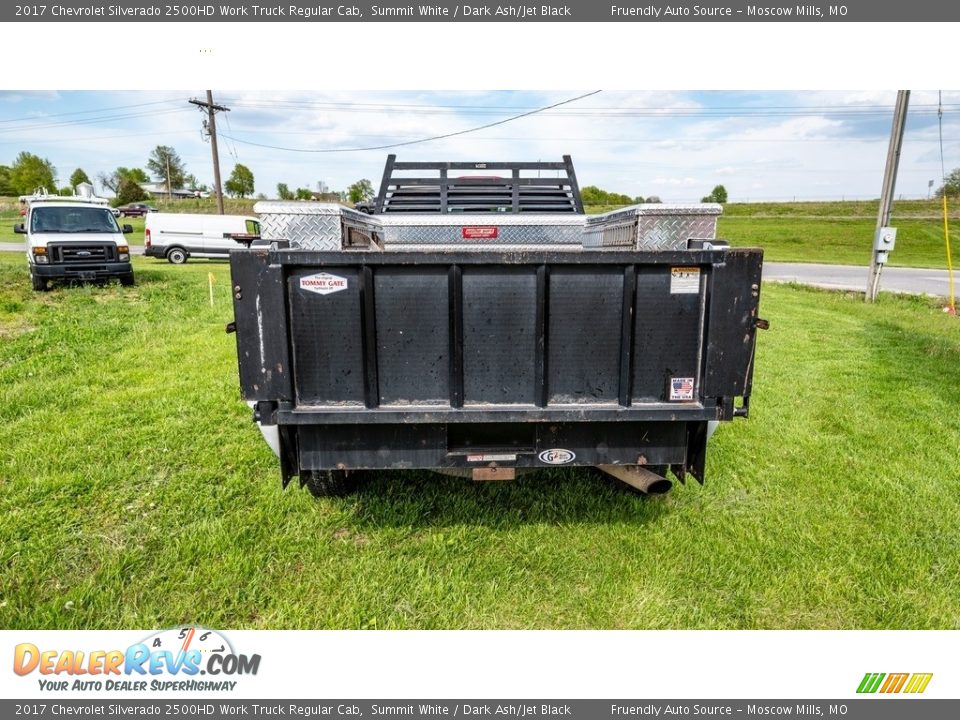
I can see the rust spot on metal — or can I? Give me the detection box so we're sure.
[472,465,516,481]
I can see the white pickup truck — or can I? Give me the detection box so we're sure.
[15,186,135,291]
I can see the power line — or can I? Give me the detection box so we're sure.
[219,96,960,112]
[0,107,192,135]
[219,90,602,154]
[0,97,183,125]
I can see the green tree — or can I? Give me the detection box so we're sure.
[116,177,149,205]
[183,173,207,192]
[276,183,294,200]
[0,166,13,196]
[98,167,149,194]
[701,184,728,203]
[936,168,960,198]
[9,152,57,194]
[224,164,255,198]
[347,179,374,204]
[69,168,91,188]
[295,187,313,200]
[146,145,187,191]
[580,185,639,207]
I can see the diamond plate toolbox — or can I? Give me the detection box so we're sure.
[583,203,722,250]
[255,201,721,252]
[254,202,383,251]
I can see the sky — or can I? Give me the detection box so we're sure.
[1,89,959,203]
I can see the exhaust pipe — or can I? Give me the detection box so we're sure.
[597,465,673,495]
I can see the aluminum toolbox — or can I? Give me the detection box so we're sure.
[254,202,721,252]
[583,203,722,251]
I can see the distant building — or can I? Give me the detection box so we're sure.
[140,182,204,199]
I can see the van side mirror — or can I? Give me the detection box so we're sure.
[13,223,25,234]
[122,224,133,234]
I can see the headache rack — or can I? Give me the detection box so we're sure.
[374,155,584,215]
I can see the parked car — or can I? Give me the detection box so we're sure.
[117,203,157,218]
[145,213,260,264]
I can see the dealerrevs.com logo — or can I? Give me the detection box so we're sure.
[13,627,260,692]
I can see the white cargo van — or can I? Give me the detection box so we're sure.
[15,187,134,292]
[144,213,260,264]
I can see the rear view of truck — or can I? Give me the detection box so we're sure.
[229,156,765,497]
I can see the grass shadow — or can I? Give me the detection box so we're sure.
[344,466,675,530]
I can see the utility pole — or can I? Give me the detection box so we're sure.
[189,91,230,215]
[867,90,910,302]
[166,156,171,201]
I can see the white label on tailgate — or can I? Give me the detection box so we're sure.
[670,377,695,401]
[670,266,700,294]
[300,272,348,295]
[467,453,517,463]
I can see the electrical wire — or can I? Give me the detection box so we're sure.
[222,111,240,161]
[0,107,192,135]
[0,97,183,125]
[218,90,602,154]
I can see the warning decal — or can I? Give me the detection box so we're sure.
[462,226,499,239]
[669,377,695,401]
[300,272,348,296]
[670,266,701,294]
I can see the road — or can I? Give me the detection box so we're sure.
[763,261,953,298]
[0,243,953,298]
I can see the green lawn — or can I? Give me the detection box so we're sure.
[584,199,960,269]
[1,254,959,629]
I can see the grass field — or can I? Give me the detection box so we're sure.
[1,253,959,629]
[587,199,959,268]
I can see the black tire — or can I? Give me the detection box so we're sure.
[120,274,135,287]
[301,470,362,498]
[31,273,48,292]
[167,247,188,265]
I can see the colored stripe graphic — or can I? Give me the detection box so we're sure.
[857,672,932,694]
[880,673,909,693]
[904,673,934,694]
[857,673,885,693]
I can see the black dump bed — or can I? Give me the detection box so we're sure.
[230,246,763,487]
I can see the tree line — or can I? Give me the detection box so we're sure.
[0,146,257,203]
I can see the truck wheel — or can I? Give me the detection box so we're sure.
[167,247,188,265]
[301,470,361,498]
[120,274,135,287]
[31,274,48,292]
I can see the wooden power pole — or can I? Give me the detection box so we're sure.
[867,90,910,302]
[189,91,230,215]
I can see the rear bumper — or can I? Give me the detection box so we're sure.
[144,245,166,258]
[33,261,133,280]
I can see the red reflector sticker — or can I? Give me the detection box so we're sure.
[462,226,499,239]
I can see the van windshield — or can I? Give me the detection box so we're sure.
[31,206,120,234]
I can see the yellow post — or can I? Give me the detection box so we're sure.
[208,271,216,307]
[943,194,956,314]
